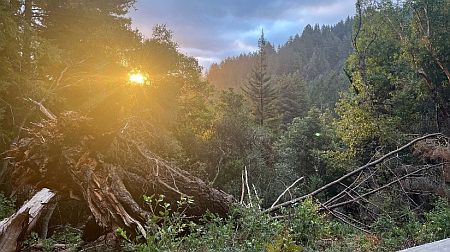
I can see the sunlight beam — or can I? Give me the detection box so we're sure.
[128,72,147,85]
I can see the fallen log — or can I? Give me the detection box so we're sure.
[5,112,234,238]
[0,188,56,252]
[263,133,443,214]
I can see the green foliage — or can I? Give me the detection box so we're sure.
[119,194,450,251]
[275,108,339,190]
[419,198,450,243]
[122,196,282,251]
[274,71,308,125]
[122,195,366,251]
[199,89,279,205]
[242,30,277,127]
[339,0,450,142]
[265,231,303,252]
[121,194,196,251]
[334,92,397,160]
[366,197,450,251]
[288,198,330,246]
[23,227,81,252]
[0,193,15,220]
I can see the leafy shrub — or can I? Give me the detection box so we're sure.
[369,198,450,251]
[265,230,303,252]
[119,194,450,252]
[129,194,196,251]
[122,194,287,251]
[22,227,81,252]
[419,198,450,243]
[288,197,330,246]
[0,193,15,220]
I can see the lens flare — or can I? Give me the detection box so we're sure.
[129,72,146,85]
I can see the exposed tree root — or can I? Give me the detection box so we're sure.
[4,112,234,238]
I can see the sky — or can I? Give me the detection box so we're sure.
[129,0,356,70]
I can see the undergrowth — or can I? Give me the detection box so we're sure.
[14,195,450,251]
[117,196,450,252]
[0,192,15,220]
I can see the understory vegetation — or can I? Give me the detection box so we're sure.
[19,196,450,251]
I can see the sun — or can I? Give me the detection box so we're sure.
[128,72,147,85]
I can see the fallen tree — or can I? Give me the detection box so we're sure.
[4,107,449,248]
[261,133,450,233]
[0,188,56,252]
[264,133,444,214]
[4,112,234,238]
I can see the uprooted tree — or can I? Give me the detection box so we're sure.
[1,109,450,251]
[2,112,234,241]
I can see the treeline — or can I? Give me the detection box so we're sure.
[207,17,353,110]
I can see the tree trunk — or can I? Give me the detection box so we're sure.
[5,112,234,238]
[22,0,33,71]
[37,200,58,239]
[0,188,56,252]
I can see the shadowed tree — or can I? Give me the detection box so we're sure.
[242,30,277,126]
[275,71,308,125]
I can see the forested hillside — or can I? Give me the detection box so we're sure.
[207,18,353,109]
[0,0,449,251]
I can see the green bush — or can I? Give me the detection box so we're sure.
[419,198,450,243]
[22,227,81,252]
[288,198,330,246]
[0,193,15,220]
[119,195,450,252]
[122,194,289,251]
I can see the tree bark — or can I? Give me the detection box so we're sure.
[5,112,234,238]
[23,0,33,71]
[0,188,56,252]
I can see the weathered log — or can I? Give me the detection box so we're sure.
[5,112,234,237]
[0,188,56,252]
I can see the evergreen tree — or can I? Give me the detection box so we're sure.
[207,18,353,110]
[275,72,308,125]
[242,30,277,126]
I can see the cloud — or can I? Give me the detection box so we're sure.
[129,0,355,69]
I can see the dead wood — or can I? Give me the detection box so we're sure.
[4,112,234,238]
[0,188,56,252]
[319,163,446,212]
[263,133,443,214]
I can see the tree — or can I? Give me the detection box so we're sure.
[275,108,335,188]
[207,18,353,112]
[334,0,450,167]
[0,1,21,153]
[242,30,277,126]
[275,72,308,125]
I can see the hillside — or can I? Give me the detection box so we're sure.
[1,1,449,251]
[207,18,353,109]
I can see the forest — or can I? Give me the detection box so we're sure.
[0,0,449,251]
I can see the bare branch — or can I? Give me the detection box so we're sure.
[240,170,245,205]
[263,133,442,214]
[270,177,304,208]
[25,98,57,121]
[245,166,253,207]
[321,163,445,211]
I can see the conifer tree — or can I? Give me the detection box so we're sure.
[242,30,277,126]
[276,72,308,125]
